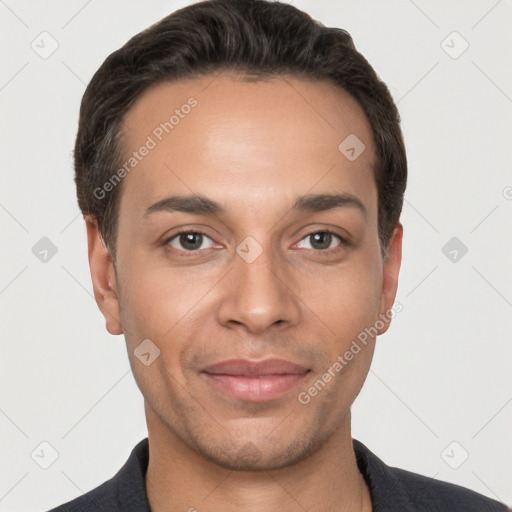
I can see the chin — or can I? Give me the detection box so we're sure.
[187,428,330,472]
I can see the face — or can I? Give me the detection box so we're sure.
[88,73,402,471]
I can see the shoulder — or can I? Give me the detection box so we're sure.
[352,439,509,512]
[391,465,508,511]
[46,439,150,512]
[46,479,119,512]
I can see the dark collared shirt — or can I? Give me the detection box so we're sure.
[48,438,508,511]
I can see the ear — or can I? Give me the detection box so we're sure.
[85,215,123,335]
[377,222,403,335]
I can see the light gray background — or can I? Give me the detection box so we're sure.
[1,0,511,510]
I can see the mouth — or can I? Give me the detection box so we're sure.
[201,358,311,402]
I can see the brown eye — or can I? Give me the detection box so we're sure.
[296,231,345,252]
[167,231,215,252]
[310,232,333,250]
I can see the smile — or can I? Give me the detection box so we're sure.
[201,358,311,402]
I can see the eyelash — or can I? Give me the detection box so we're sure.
[164,229,348,256]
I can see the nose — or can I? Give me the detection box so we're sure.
[216,243,301,334]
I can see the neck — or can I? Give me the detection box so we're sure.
[144,405,372,512]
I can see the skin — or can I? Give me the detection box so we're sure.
[86,73,402,512]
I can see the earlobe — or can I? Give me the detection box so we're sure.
[377,223,403,335]
[85,216,123,335]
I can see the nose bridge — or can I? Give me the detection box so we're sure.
[216,236,301,333]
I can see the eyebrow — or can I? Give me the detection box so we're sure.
[142,192,367,219]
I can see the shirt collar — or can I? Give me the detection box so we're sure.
[117,437,413,511]
[353,438,416,510]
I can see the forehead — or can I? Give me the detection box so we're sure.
[118,73,377,220]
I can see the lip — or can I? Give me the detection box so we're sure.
[201,358,310,402]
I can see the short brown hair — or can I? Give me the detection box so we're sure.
[74,0,407,260]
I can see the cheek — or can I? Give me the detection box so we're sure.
[117,259,218,351]
[300,259,383,345]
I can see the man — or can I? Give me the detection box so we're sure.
[49,0,508,510]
